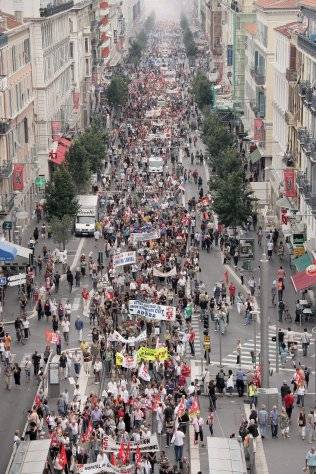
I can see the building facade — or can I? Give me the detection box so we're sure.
[0,13,37,232]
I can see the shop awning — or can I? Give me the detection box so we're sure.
[49,137,71,166]
[293,253,313,273]
[0,241,17,261]
[249,148,261,164]
[0,239,32,260]
[291,266,316,291]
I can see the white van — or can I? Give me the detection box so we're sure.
[148,157,164,173]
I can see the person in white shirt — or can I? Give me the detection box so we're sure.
[94,358,103,384]
[61,319,70,344]
[64,301,72,320]
[171,428,185,463]
[96,449,109,465]
[192,416,205,446]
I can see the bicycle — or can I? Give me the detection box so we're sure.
[283,305,293,323]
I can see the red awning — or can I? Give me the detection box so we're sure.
[49,138,71,166]
[291,266,316,292]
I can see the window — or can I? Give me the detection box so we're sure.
[11,46,17,72]
[84,37,89,53]
[23,117,28,143]
[23,38,30,63]
[69,42,74,59]
[85,58,90,76]
[71,63,75,82]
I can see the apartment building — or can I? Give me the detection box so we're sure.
[0,13,37,230]
[243,0,299,168]
[295,2,316,242]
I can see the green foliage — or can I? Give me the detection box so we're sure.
[192,72,213,110]
[50,215,73,250]
[45,166,79,220]
[211,172,254,228]
[203,113,234,158]
[78,126,107,173]
[106,75,129,108]
[66,141,91,190]
[201,111,253,228]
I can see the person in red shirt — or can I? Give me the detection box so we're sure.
[228,283,236,304]
[283,392,295,420]
[277,266,286,282]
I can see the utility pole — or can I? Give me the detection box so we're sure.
[260,253,269,388]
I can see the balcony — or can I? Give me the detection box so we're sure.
[297,172,316,210]
[298,80,310,97]
[286,68,297,83]
[40,1,74,17]
[250,68,265,86]
[0,162,12,179]
[311,92,316,113]
[249,99,257,113]
[0,34,8,48]
[298,33,316,59]
[0,194,14,216]
[297,128,316,162]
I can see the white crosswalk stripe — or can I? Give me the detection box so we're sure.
[221,326,314,370]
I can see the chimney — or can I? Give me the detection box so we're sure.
[14,11,23,23]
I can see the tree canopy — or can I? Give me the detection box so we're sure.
[106,75,129,108]
[45,166,79,220]
[192,72,213,111]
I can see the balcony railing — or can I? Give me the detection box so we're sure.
[40,1,74,17]
[0,161,13,179]
[298,33,316,59]
[286,68,297,83]
[0,194,14,216]
[250,68,265,86]
[296,172,316,210]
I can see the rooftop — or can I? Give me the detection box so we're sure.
[300,0,316,9]
[275,20,307,38]
[244,23,257,35]
[0,11,22,32]
[255,0,299,9]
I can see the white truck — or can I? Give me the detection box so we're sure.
[75,195,99,236]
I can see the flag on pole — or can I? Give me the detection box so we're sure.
[135,445,142,466]
[58,443,68,468]
[111,452,117,466]
[125,441,131,464]
[117,441,126,464]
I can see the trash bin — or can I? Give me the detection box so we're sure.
[48,356,60,398]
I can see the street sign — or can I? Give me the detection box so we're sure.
[0,276,6,286]
[2,221,12,230]
[7,273,26,286]
[8,278,26,287]
[35,176,46,188]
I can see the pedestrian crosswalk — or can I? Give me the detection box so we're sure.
[220,326,314,370]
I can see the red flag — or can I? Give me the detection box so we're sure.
[118,441,126,464]
[58,443,67,468]
[125,442,131,464]
[34,393,42,407]
[80,420,93,443]
[111,452,117,465]
[189,396,200,417]
[283,168,297,197]
[135,445,142,466]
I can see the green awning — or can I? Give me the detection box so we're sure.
[293,253,313,272]
[249,148,261,164]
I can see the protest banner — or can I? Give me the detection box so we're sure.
[137,346,169,361]
[152,267,177,278]
[76,461,134,474]
[131,229,161,242]
[115,352,137,369]
[101,434,159,455]
[108,330,146,345]
[45,330,59,344]
[138,363,151,381]
[129,300,176,321]
[113,251,136,268]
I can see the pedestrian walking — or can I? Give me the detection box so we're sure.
[66,268,74,293]
[171,428,185,465]
[258,405,269,439]
[270,406,279,438]
[13,363,21,388]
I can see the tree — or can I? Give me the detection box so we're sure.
[211,172,253,228]
[192,72,213,110]
[66,141,91,190]
[210,147,241,178]
[106,75,129,108]
[203,113,234,158]
[50,215,73,250]
[45,166,79,220]
[77,126,107,173]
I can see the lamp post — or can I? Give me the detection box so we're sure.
[260,253,270,388]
